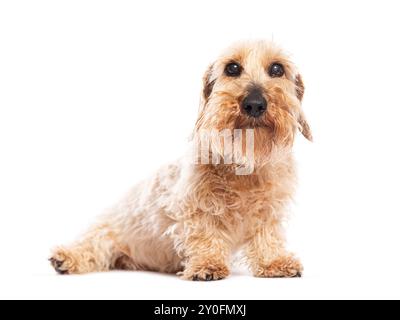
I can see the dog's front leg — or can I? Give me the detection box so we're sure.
[246,219,303,278]
[179,220,231,281]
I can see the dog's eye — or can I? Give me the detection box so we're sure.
[225,62,242,77]
[268,63,285,78]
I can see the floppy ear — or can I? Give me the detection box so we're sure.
[195,64,216,134]
[202,64,216,101]
[295,74,313,142]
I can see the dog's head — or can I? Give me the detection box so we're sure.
[195,41,312,161]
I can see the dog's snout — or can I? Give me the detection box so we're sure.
[241,89,267,118]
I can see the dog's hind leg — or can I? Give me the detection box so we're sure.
[50,224,122,275]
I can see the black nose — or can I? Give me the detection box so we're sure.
[241,89,267,118]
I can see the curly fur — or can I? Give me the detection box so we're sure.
[50,40,311,280]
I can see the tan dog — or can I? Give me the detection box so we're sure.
[50,40,312,280]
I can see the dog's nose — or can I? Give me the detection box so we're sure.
[241,89,267,118]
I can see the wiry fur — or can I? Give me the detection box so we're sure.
[50,40,312,280]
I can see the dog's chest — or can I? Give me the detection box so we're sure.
[220,168,295,239]
[224,179,274,220]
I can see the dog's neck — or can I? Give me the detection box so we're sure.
[192,145,295,186]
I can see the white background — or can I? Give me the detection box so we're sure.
[1,0,400,300]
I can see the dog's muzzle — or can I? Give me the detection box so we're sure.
[241,88,267,118]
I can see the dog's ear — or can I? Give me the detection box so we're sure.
[202,64,216,101]
[195,64,215,134]
[295,74,313,142]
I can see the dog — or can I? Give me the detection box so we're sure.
[50,40,312,280]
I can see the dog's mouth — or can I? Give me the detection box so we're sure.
[234,124,272,131]
[234,117,273,130]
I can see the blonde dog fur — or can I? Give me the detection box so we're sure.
[50,40,311,280]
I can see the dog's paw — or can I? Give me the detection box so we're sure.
[49,248,77,275]
[180,262,230,281]
[255,255,303,278]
